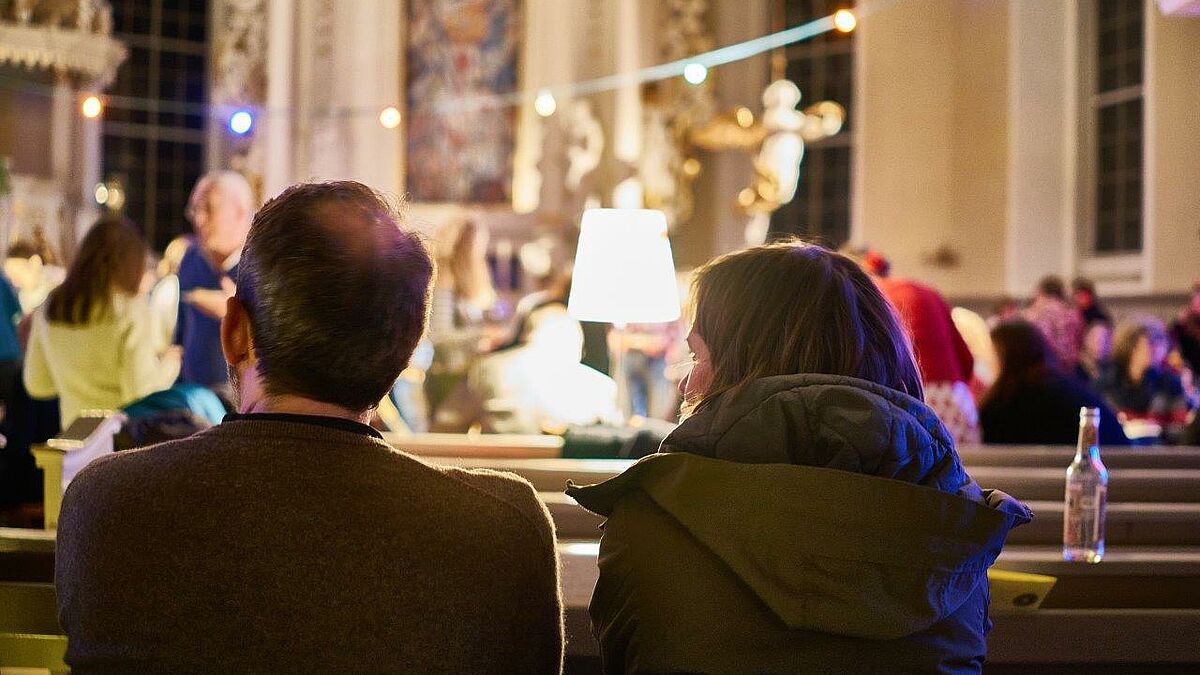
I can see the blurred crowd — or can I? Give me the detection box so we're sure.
[1,171,1199,522]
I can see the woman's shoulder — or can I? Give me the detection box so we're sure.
[106,293,154,329]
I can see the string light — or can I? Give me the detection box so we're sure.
[57,14,843,121]
[228,109,253,135]
[533,89,557,117]
[834,9,857,33]
[93,183,109,204]
[682,62,708,85]
[81,95,102,118]
[379,106,401,129]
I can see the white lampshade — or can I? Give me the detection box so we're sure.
[568,209,681,325]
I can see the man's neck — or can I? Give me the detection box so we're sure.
[243,396,371,425]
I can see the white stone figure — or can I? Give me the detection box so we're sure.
[565,100,604,192]
[743,80,846,246]
[757,80,807,206]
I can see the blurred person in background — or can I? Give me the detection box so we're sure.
[4,238,66,313]
[980,320,1127,446]
[987,296,1021,329]
[848,248,980,445]
[22,218,179,429]
[1172,281,1200,377]
[438,305,618,434]
[570,242,1030,674]
[426,216,497,411]
[951,306,997,403]
[1072,277,1111,326]
[1076,320,1114,386]
[622,321,680,420]
[149,235,191,356]
[1100,316,1191,444]
[177,171,253,393]
[1024,275,1083,369]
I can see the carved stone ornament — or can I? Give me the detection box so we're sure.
[0,1,126,87]
[212,0,267,106]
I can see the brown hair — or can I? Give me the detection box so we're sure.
[236,181,434,412]
[983,320,1058,409]
[46,218,147,325]
[687,240,923,414]
[443,218,495,311]
[1111,316,1168,383]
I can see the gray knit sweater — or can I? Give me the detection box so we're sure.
[55,417,563,674]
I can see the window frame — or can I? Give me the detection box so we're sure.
[1074,0,1151,292]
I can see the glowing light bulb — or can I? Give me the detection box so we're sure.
[834,9,857,33]
[229,110,253,135]
[94,183,109,205]
[81,95,102,119]
[379,106,401,129]
[534,89,557,117]
[683,62,708,85]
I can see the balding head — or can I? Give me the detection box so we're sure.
[188,170,255,260]
[231,181,433,412]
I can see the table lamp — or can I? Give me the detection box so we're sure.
[568,208,681,421]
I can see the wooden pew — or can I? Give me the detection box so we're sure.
[557,543,1200,664]
[383,433,1200,471]
[5,529,1197,667]
[30,413,125,530]
[959,446,1200,470]
[382,431,563,459]
[542,493,1200,546]
[430,457,1200,504]
[0,582,67,673]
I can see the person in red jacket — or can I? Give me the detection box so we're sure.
[851,249,979,445]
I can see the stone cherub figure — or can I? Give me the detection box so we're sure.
[743,79,845,246]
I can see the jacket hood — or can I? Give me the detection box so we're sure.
[568,374,1032,640]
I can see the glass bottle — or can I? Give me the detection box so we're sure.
[1064,407,1108,563]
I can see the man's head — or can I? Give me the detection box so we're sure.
[1036,275,1066,300]
[221,181,433,415]
[187,171,254,260]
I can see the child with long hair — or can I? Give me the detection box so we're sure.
[569,241,1030,674]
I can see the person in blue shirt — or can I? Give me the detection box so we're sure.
[175,171,254,392]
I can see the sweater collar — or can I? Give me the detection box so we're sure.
[222,412,383,440]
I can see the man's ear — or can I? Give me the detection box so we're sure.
[220,296,253,366]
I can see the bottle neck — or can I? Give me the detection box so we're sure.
[1075,417,1101,462]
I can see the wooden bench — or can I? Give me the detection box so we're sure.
[541,492,1200,546]
[959,446,1200,470]
[557,543,1200,663]
[430,457,1200,503]
[385,435,1200,470]
[383,431,564,458]
[0,582,68,673]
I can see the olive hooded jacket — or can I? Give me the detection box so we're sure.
[568,374,1032,674]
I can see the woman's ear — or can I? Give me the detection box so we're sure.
[220,296,253,366]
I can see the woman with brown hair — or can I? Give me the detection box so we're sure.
[569,241,1031,674]
[23,218,179,428]
[1099,316,1192,443]
[980,320,1127,445]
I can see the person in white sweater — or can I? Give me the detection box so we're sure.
[23,218,179,428]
